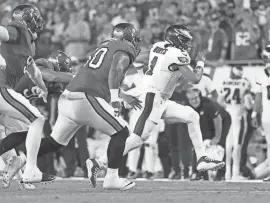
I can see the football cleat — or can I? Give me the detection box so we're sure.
[263,175,270,182]
[2,155,26,188]
[196,156,225,172]
[86,158,101,188]
[103,177,135,191]
[18,180,36,190]
[22,167,55,183]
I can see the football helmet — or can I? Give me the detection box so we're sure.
[19,4,43,33]
[230,65,243,79]
[261,45,270,76]
[165,24,193,50]
[112,23,141,55]
[48,51,72,72]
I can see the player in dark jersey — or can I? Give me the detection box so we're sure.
[0,50,73,188]
[20,23,142,190]
[0,4,55,186]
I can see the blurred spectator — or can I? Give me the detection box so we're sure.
[63,8,91,59]
[204,12,228,66]
[231,9,261,60]
[219,1,237,59]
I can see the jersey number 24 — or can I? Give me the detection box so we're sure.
[223,87,241,104]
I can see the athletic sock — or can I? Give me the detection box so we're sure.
[37,136,64,157]
[107,127,129,170]
[0,131,27,156]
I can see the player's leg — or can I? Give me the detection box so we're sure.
[144,123,160,179]
[0,87,54,184]
[81,94,135,190]
[232,114,247,179]
[225,121,234,180]
[262,121,270,181]
[0,115,28,156]
[163,100,225,171]
[126,109,141,178]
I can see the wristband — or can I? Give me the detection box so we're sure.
[251,111,257,118]
[196,61,205,69]
[110,89,120,102]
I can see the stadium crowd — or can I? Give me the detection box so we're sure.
[0,0,269,181]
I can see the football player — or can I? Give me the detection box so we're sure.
[0,4,55,185]
[218,66,253,180]
[116,25,225,175]
[252,45,270,181]
[0,50,73,187]
[11,23,143,190]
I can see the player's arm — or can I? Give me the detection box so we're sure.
[176,52,205,84]
[40,68,73,83]
[243,91,253,110]
[109,51,142,111]
[25,57,48,102]
[0,26,19,42]
[252,82,263,119]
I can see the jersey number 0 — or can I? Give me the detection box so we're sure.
[88,48,108,69]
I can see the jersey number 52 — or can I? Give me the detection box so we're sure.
[223,87,241,104]
[87,48,108,69]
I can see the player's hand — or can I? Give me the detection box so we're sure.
[38,89,48,103]
[111,101,122,117]
[120,91,142,110]
[196,52,206,62]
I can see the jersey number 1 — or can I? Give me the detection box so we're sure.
[88,48,108,69]
[146,56,158,75]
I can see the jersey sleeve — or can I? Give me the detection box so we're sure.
[168,47,191,66]
[254,81,263,93]
[6,26,19,42]
[35,58,54,70]
[205,99,220,118]
[112,40,137,64]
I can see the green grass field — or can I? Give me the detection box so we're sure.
[1,179,270,203]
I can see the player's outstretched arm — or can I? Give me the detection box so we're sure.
[40,68,73,83]
[177,52,205,84]
[25,57,48,102]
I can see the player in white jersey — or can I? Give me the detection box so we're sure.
[218,66,253,180]
[252,45,270,181]
[124,24,225,172]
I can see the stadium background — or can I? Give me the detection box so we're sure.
[0,0,269,180]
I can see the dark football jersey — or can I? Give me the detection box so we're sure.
[0,20,36,88]
[15,58,63,101]
[67,39,136,102]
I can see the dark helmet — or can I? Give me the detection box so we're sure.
[48,51,72,72]
[262,45,270,76]
[112,23,141,55]
[18,5,43,33]
[165,24,193,50]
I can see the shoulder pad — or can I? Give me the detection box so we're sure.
[107,39,136,63]
[168,47,190,65]
[35,58,54,70]
[8,20,27,30]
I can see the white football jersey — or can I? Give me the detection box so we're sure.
[255,73,270,122]
[140,41,191,100]
[220,77,251,116]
